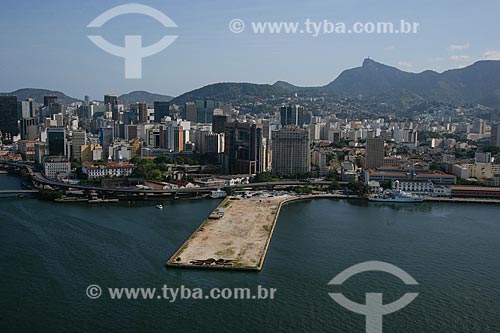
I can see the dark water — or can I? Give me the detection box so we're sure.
[1,174,500,332]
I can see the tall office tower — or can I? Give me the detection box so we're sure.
[280,104,304,126]
[104,94,119,121]
[110,104,119,121]
[185,102,197,122]
[217,102,232,115]
[365,137,385,169]
[47,127,67,157]
[212,114,228,134]
[19,98,36,118]
[125,125,138,141]
[20,118,38,141]
[271,127,311,175]
[260,119,271,142]
[104,94,118,106]
[129,104,139,124]
[146,126,161,147]
[85,103,95,120]
[259,119,272,171]
[224,122,263,175]
[0,96,19,139]
[472,119,486,135]
[137,103,149,124]
[203,132,224,154]
[84,96,90,105]
[43,96,57,107]
[195,99,215,123]
[302,110,312,125]
[71,130,87,161]
[154,101,170,123]
[160,124,184,152]
[49,102,65,116]
[99,127,114,149]
[491,123,500,147]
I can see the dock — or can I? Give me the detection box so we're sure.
[167,193,341,271]
[423,197,500,204]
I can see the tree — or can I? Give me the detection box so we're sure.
[347,181,369,196]
[150,169,163,181]
[252,172,273,183]
[329,180,341,191]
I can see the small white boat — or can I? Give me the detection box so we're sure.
[209,190,227,199]
[369,190,423,203]
[156,204,163,210]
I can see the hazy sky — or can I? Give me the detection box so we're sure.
[1,0,499,100]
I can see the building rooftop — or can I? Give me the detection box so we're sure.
[451,186,500,192]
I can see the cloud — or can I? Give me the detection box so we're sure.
[448,43,470,51]
[482,50,500,60]
[449,55,473,62]
[384,45,396,51]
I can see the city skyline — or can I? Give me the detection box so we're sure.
[2,0,500,99]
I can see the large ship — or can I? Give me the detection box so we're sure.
[208,190,227,199]
[369,190,423,203]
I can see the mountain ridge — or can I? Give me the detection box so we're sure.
[4,59,500,108]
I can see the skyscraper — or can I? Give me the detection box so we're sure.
[195,99,215,123]
[280,104,304,126]
[473,118,486,135]
[491,123,500,147]
[0,96,19,139]
[212,114,228,134]
[20,118,37,141]
[104,94,118,106]
[185,102,197,122]
[137,103,149,124]
[99,127,114,149]
[160,124,184,152]
[47,127,67,157]
[43,96,57,107]
[271,127,310,175]
[71,130,87,161]
[19,98,35,118]
[224,122,263,175]
[154,101,170,123]
[48,102,65,116]
[365,137,385,169]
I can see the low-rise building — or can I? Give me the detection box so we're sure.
[367,180,382,194]
[17,140,37,161]
[392,179,434,195]
[451,186,500,199]
[44,157,71,179]
[433,185,452,197]
[82,162,135,179]
[365,166,456,185]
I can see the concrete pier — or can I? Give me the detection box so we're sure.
[166,193,340,271]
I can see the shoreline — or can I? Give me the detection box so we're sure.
[166,193,500,272]
[166,194,348,272]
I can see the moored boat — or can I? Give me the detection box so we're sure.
[369,190,423,203]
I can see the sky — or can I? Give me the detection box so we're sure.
[1,0,499,100]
